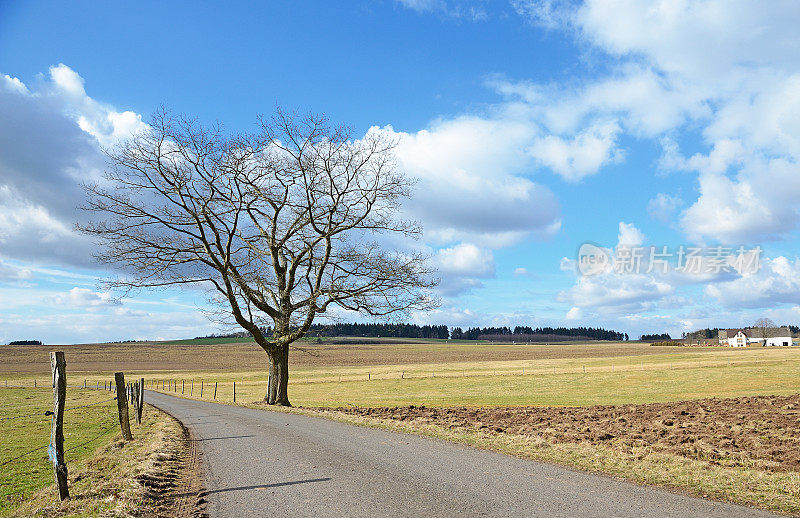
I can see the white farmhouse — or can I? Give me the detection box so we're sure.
[719,329,748,347]
[719,327,795,347]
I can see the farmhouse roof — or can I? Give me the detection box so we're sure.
[720,329,745,338]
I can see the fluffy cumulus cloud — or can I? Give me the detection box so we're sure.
[506,1,800,244]
[0,65,146,268]
[433,242,496,296]
[558,222,675,316]
[378,114,562,247]
[529,120,623,182]
[617,221,644,247]
[706,256,800,309]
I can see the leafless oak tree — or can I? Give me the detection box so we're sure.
[754,317,778,342]
[80,108,437,406]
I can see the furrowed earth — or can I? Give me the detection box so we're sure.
[330,394,800,473]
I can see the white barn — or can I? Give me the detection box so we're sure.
[719,328,795,347]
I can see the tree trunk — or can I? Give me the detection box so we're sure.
[274,346,291,407]
[265,354,277,404]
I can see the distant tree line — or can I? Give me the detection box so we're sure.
[8,340,43,345]
[194,331,253,339]
[306,323,450,339]
[683,328,721,340]
[194,323,626,342]
[450,326,626,341]
[640,333,671,341]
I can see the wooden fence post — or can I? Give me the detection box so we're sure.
[137,377,144,424]
[233,381,236,403]
[50,351,69,501]
[200,381,203,398]
[182,379,185,394]
[132,382,140,423]
[114,372,133,441]
[191,379,194,396]
[214,381,217,399]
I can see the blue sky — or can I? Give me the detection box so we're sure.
[2,0,800,344]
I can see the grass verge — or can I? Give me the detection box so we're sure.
[1,387,193,517]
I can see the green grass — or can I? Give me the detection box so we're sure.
[0,388,119,515]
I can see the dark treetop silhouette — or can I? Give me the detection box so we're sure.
[80,108,437,405]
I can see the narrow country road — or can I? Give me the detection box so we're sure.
[146,391,774,518]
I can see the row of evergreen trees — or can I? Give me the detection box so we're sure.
[640,333,671,341]
[305,322,450,339]
[450,326,626,341]
[196,323,626,341]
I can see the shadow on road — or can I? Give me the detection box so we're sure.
[201,478,332,496]
[188,434,256,442]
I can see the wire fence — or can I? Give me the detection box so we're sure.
[0,375,137,474]
[134,356,799,405]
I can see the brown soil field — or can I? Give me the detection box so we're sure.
[0,340,683,375]
[333,394,800,472]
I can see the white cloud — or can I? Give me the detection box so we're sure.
[434,243,495,296]
[706,256,800,309]
[0,66,146,268]
[513,267,529,276]
[49,63,86,97]
[617,221,644,247]
[576,1,800,81]
[647,193,682,222]
[0,259,32,282]
[529,120,623,181]
[508,1,800,244]
[436,243,495,277]
[51,287,120,308]
[379,116,562,247]
[558,269,674,316]
[0,307,219,345]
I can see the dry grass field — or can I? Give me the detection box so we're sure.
[4,338,799,514]
[0,338,688,376]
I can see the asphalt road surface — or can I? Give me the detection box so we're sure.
[147,391,775,517]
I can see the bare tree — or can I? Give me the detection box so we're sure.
[80,108,437,406]
[754,317,777,342]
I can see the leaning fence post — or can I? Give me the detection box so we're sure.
[114,372,133,441]
[50,351,69,501]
